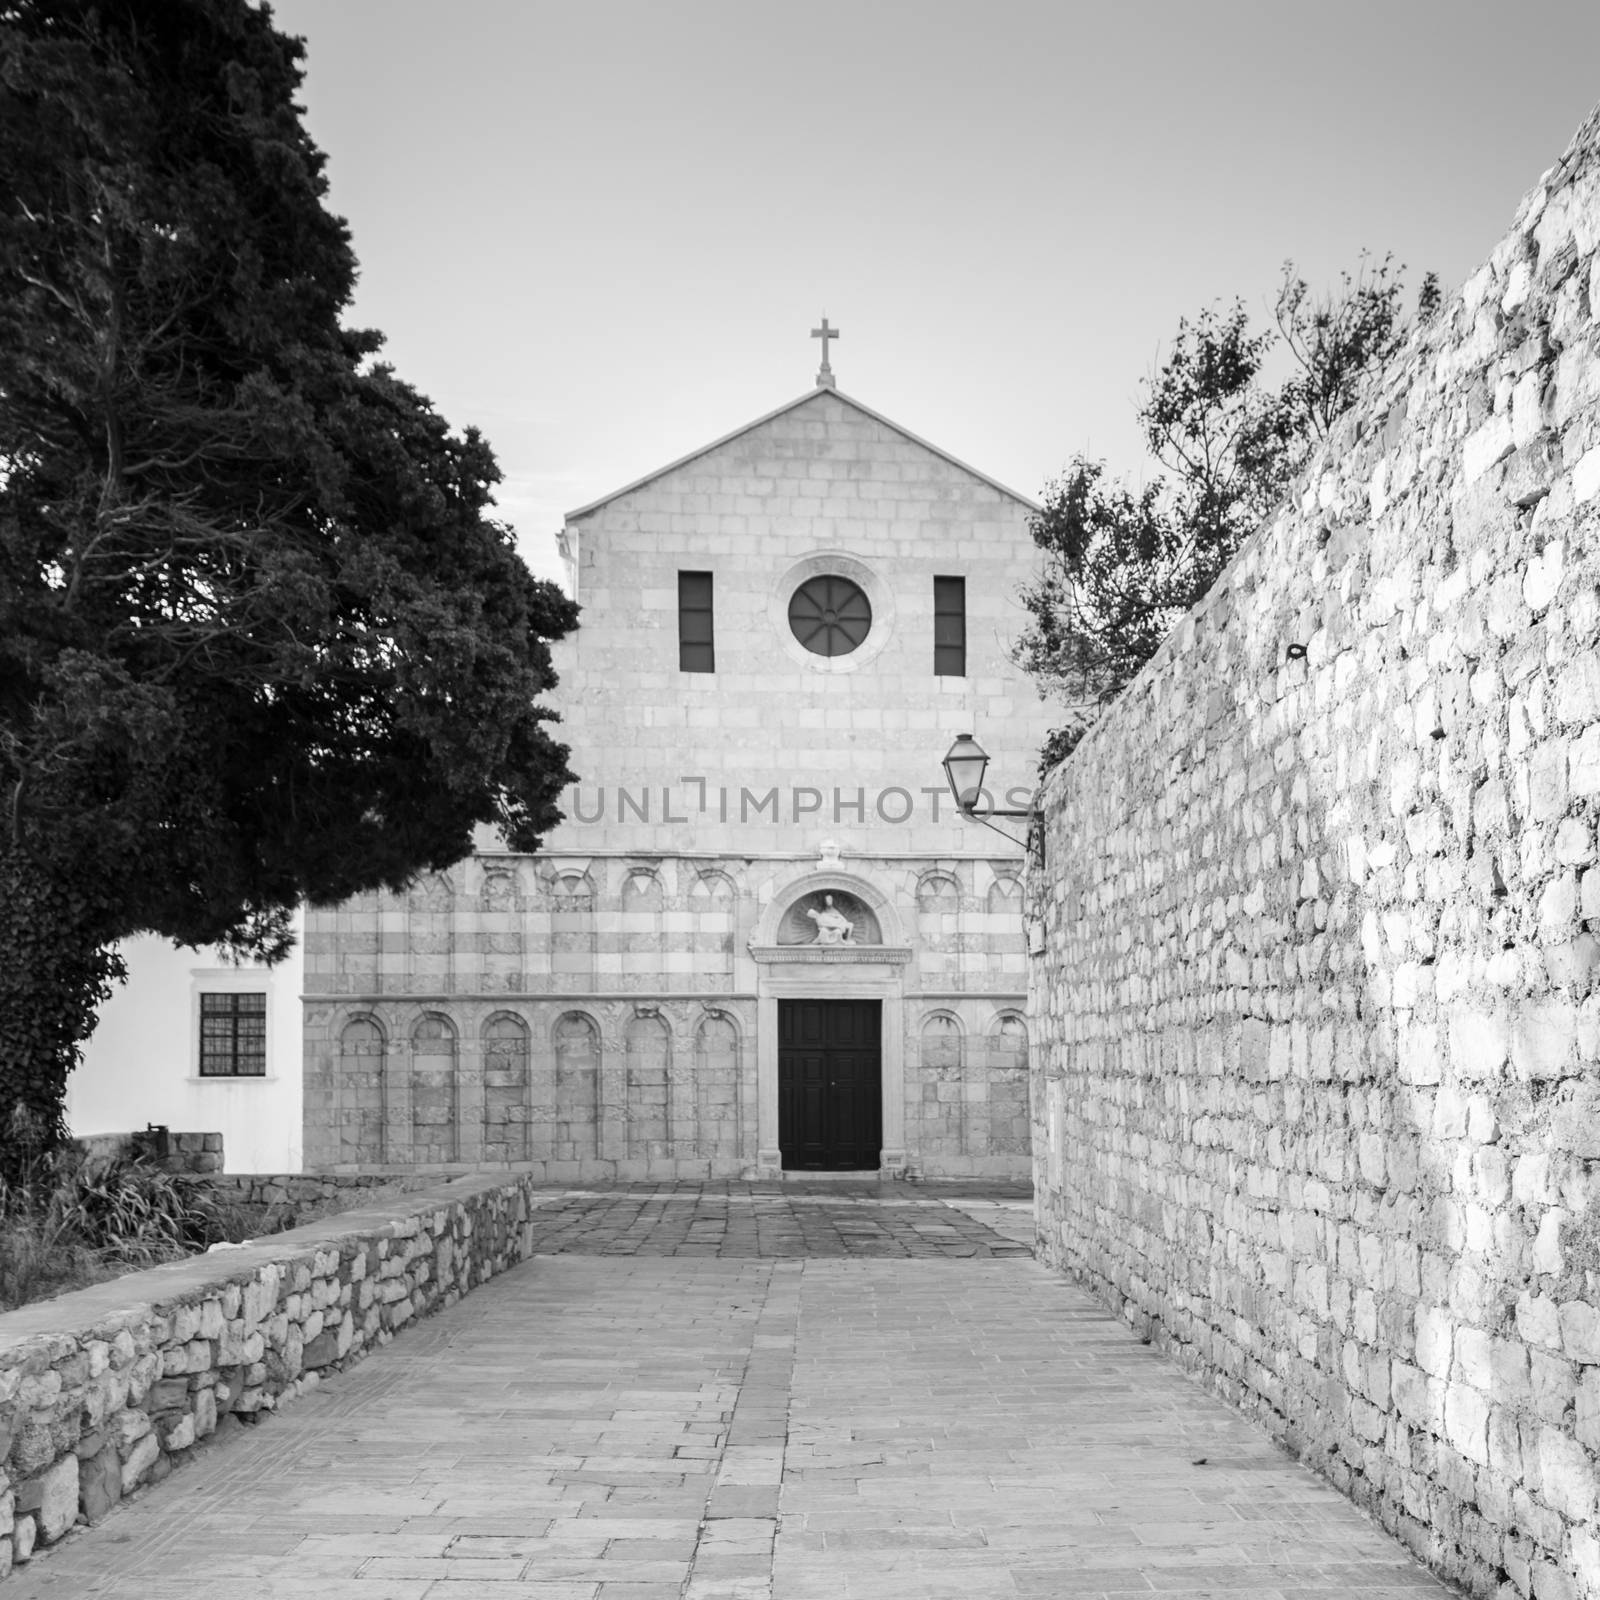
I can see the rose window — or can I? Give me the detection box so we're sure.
[788,575,872,657]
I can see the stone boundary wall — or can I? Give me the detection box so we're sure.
[1030,106,1600,1600]
[0,1173,552,1581]
[203,1169,441,1203]
[76,1131,223,1177]
[201,1168,461,1218]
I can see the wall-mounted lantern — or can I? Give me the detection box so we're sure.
[941,732,1044,861]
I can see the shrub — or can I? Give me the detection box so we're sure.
[0,1143,259,1310]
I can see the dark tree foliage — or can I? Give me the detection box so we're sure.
[1020,255,1438,770]
[0,0,578,1177]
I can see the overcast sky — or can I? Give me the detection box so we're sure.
[266,0,1600,586]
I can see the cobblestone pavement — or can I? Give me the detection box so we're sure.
[9,1186,1451,1600]
[517,1182,1038,1258]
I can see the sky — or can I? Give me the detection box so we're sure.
[266,0,1600,588]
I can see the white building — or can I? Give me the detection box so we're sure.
[69,915,304,1174]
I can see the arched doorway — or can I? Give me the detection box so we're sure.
[751,871,910,1177]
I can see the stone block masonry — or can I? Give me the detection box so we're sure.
[1030,103,1600,1600]
[303,850,1032,1179]
[303,367,1051,1184]
[0,1174,550,1582]
[74,1130,223,1177]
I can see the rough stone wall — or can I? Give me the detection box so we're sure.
[0,1175,547,1581]
[196,1169,467,1234]
[74,1131,223,1177]
[1031,107,1600,1600]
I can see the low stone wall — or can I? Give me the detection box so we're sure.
[75,1130,223,1176]
[0,1173,552,1580]
[1030,107,1600,1600]
[199,1168,468,1233]
[204,1170,446,1205]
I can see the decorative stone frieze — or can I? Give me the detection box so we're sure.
[748,945,913,965]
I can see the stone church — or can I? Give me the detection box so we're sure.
[300,341,1057,1178]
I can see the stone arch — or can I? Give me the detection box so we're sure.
[621,870,664,985]
[479,866,519,911]
[688,870,736,979]
[409,871,454,911]
[552,1010,601,1161]
[917,1010,965,1157]
[622,870,664,911]
[777,889,881,946]
[481,1011,530,1163]
[337,1013,387,1164]
[984,1011,1031,1157]
[690,870,738,984]
[551,871,595,910]
[550,873,596,984]
[624,1010,671,1159]
[690,869,736,903]
[756,868,904,948]
[989,1009,1029,1049]
[411,1011,459,1164]
[479,868,524,991]
[986,873,1023,914]
[917,870,962,978]
[694,1010,744,1161]
[407,872,455,993]
[917,871,962,926]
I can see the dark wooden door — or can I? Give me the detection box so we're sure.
[778,999,882,1170]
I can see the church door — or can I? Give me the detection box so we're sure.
[777,999,882,1170]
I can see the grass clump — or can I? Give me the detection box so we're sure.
[0,1199,106,1309]
[0,1129,259,1312]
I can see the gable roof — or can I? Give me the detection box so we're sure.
[563,386,1040,521]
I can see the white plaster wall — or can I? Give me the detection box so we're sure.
[69,914,304,1173]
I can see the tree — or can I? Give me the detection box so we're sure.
[0,0,579,1180]
[1018,255,1439,767]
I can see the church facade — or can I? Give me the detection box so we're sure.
[300,366,1057,1179]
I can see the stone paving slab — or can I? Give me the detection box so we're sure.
[4,1188,1455,1599]
[514,1183,1035,1258]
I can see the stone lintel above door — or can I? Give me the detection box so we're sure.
[748,945,912,965]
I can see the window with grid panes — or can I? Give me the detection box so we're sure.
[934,575,966,676]
[199,992,267,1076]
[678,571,715,672]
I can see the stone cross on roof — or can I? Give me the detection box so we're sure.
[811,318,840,389]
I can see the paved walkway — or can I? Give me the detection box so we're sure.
[9,1185,1452,1600]
[510,1183,1038,1259]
